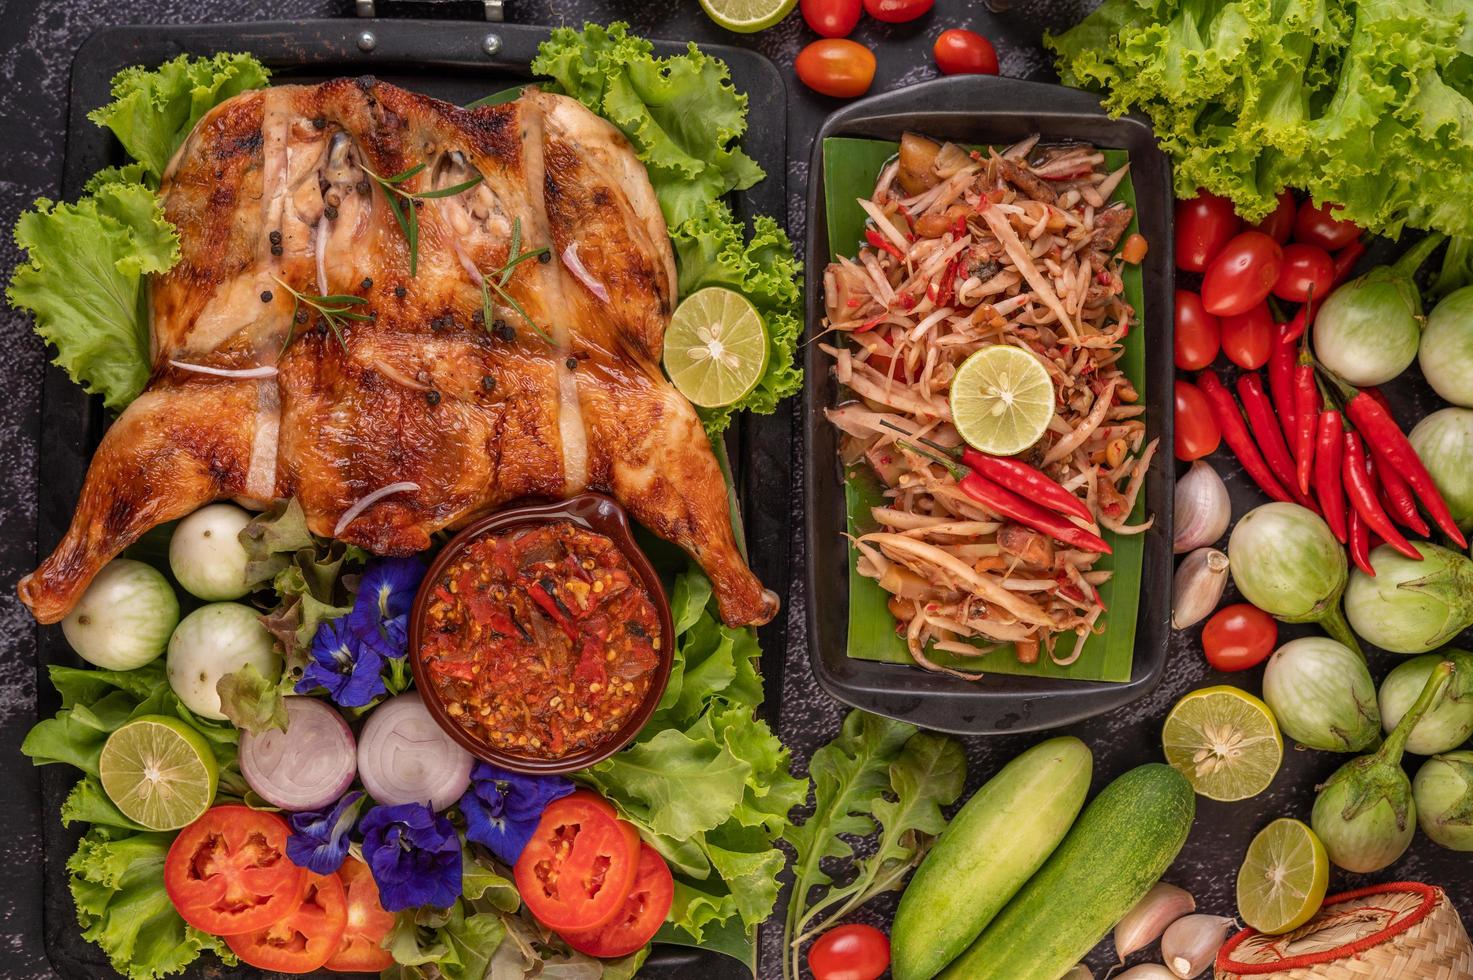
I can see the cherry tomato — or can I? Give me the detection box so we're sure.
[801,0,862,37]
[164,806,307,936]
[862,0,932,23]
[325,857,396,972]
[1175,190,1240,273]
[514,791,642,933]
[808,923,891,980]
[1202,231,1283,316]
[1293,199,1361,250]
[1202,603,1278,672]
[559,845,674,958]
[1219,302,1274,370]
[933,29,998,75]
[225,872,347,974]
[1174,380,1222,461]
[1254,189,1296,244]
[1174,290,1221,371]
[1271,242,1334,304]
[795,39,876,99]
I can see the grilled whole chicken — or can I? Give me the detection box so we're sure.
[19,79,778,628]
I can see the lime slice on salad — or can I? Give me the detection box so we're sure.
[1162,686,1283,802]
[99,715,218,831]
[1237,818,1329,935]
[949,345,1055,456]
[697,0,797,33]
[664,287,769,408]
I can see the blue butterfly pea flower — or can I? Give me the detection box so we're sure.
[458,762,575,865]
[349,558,425,661]
[297,616,386,708]
[285,790,365,875]
[360,802,462,912]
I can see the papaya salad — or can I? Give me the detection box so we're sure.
[821,133,1157,675]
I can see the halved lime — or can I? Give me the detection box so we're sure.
[1162,686,1283,802]
[664,287,769,408]
[1237,818,1329,935]
[99,715,218,831]
[697,0,797,32]
[949,345,1055,456]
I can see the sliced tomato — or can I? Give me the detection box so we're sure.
[225,871,347,974]
[559,845,674,958]
[514,791,642,933]
[325,857,396,973]
[164,805,306,936]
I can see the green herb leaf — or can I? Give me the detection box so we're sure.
[215,662,290,736]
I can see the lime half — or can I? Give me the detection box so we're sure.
[1163,686,1283,802]
[949,345,1055,456]
[664,287,769,408]
[697,0,797,32]
[1237,818,1329,935]
[100,715,218,830]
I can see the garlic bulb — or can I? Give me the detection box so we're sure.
[1172,548,1230,629]
[1161,914,1235,978]
[1114,882,1197,962]
[1174,461,1232,554]
[1117,966,1179,979]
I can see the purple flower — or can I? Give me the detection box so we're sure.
[297,616,385,707]
[286,790,365,875]
[348,558,425,661]
[458,763,574,865]
[360,802,461,912]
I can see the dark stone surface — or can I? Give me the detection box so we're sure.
[1,1,1468,978]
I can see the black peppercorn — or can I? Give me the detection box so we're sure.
[270,244,283,256]
[268,230,282,245]
[394,285,407,299]
[356,180,370,195]
[538,251,552,264]
[324,205,339,221]
[425,390,441,405]
[312,116,326,129]
[481,375,496,392]
[295,309,308,324]
[565,357,577,370]
[361,278,373,290]
[494,322,516,342]
[259,290,273,303]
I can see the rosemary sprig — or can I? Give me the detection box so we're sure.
[480,217,553,345]
[361,162,483,277]
[273,277,373,354]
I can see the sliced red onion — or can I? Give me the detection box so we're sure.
[357,692,472,811]
[240,696,357,811]
[333,481,419,537]
[561,242,610,303]
[168,360,279,379]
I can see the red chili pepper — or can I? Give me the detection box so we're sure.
[1281,293,1320,343]
[1345,391,1468,548]
[1292,357,1318,496]
[1268,321,1298,450]
[1313,410,1347,543]
[958,471,1112,554]
[1342,432,1420,560]
[1373,450,1430,537]
[1196,370,1293,503]
[1347,499,1373,575]
[855,313,886,333]
[1236,373,1315,510]
[865,227,905,261]
[960,447,1095,524]
[952,213,967,237]
[1332,239,1366,286]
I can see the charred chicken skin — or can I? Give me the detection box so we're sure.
[19,78,778,628]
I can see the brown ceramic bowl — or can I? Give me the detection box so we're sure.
[408,492,674,775]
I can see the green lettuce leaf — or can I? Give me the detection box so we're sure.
[215,661,290,735]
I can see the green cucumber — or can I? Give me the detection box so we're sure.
[891,736,1092,980]
[938,763,1195,980]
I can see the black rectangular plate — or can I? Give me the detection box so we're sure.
[803,74,1176,735]
[37,18,788,980]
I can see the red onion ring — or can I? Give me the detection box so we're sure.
[333,481,419,537]
[168,360,279,379]
[561,242,610,303]
[357,692,473,811]
[239,696,357,811]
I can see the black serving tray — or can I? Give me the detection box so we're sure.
[803,75,1176,735]
[37,18,788,980]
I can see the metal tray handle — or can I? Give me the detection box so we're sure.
[355,0,504,22]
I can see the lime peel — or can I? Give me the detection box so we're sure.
[949,345,1055,456]
[664,287,769,408]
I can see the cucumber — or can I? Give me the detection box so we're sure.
[938,763,1195,980]
[891,736,1092,980]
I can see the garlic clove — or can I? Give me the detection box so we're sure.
[1161,914,1235,978]
[1114,881,1197,962]
[1172,548,1230,629]
[1174,460,1232,554]
[1117,966,1180,979]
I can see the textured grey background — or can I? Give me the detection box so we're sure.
[1,1,1468,978]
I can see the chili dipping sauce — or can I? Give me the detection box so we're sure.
[421,521,661,760]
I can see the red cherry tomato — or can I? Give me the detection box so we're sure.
[1293,199,1361,250]
[1202,603,1278,672]
[862,0,932,23]
[801,0,862,37]
[1219,302,1274,370]
[1175,190,1240,273]
[1254,189,1296,244]
[1202,231,1283,316]
[1174,290,1221,371]
[933,29,998,75]
[808,924,891,980]
[795,39,877,98]
[1271,242,1335,304]
[1174,380,1222,461]
[559,846,674,958]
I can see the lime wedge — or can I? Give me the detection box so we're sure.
[696,0,797,32]
[1162,686,1283,802]
[664,287,769,408]
[949,345,1055,456]
[99,715,218,831]
[1237,818,1329,935]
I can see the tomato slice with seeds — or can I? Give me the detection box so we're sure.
[559,844,674,958]
[164,806,306,936]
[514,791,641,933]
[325,857,396,972]
[225,871,348,974]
